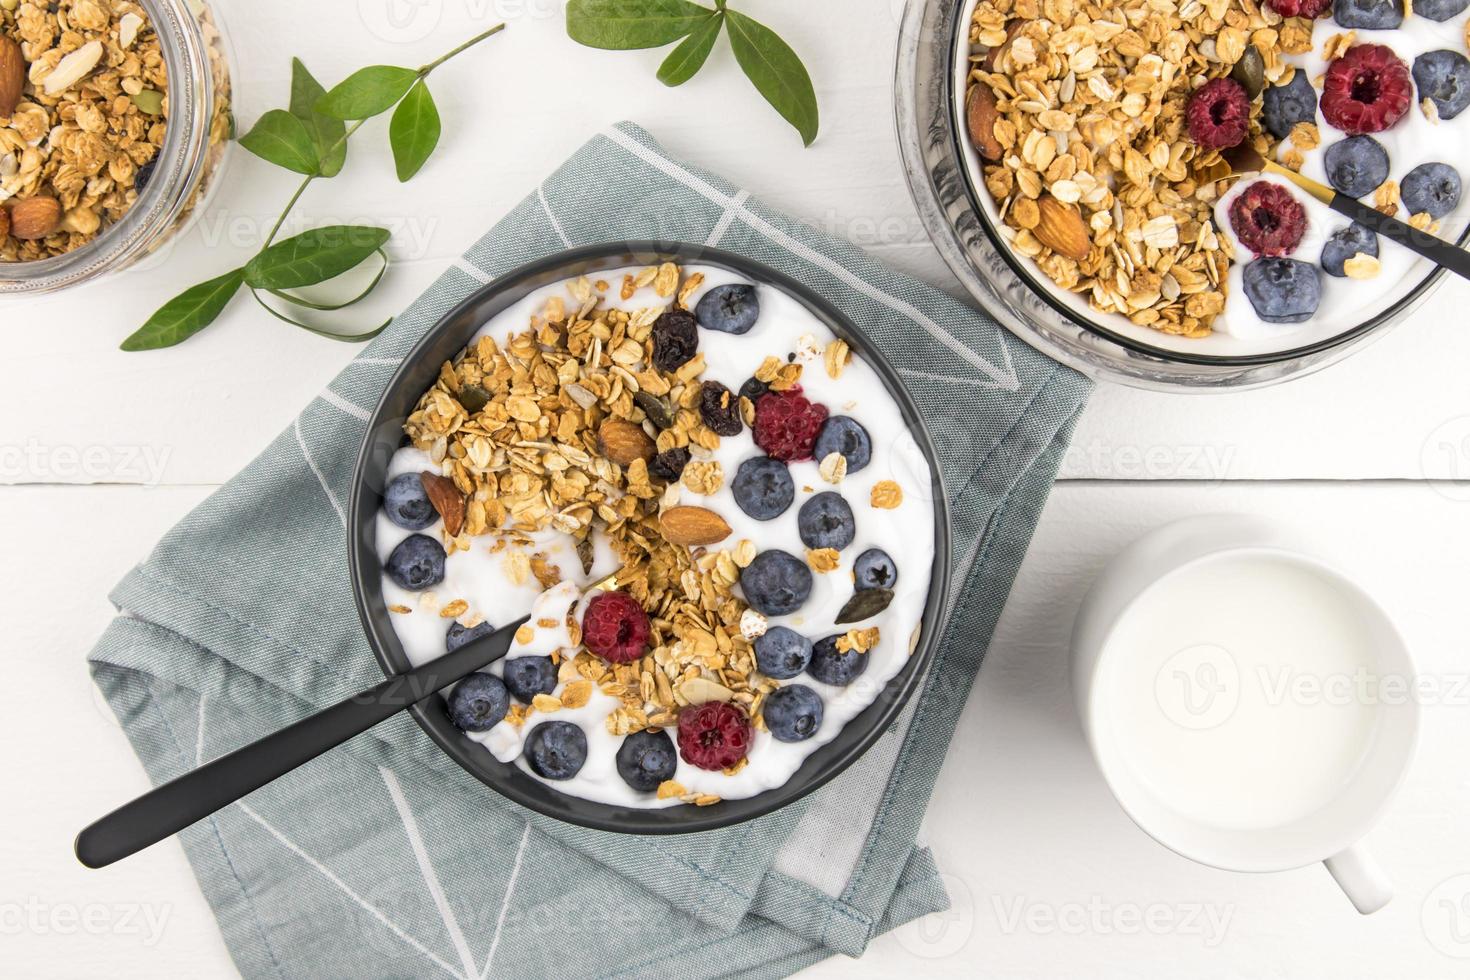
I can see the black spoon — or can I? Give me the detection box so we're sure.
[75,572,616,869]
[1222,143,1470,283]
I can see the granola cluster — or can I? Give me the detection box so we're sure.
[966,0,1316,336]
[0,0,230,262]
[401,264,791,805]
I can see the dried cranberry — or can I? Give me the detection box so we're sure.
[651,309,698,372]
[698,381,743,437]
[650,447,691,482]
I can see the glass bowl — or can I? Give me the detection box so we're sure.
[0,0,233,294]
[895,0,1461,391]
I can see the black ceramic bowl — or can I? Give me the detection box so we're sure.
[347,242,953,834]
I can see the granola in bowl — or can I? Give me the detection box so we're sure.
[0,0,230,264]
[958,0,1470,357]
[369,261,939,810]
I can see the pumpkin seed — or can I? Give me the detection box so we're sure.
[634,390,675,429]
[1230,45,1264,99]
[835,588,894,624]
[456,383,491,414]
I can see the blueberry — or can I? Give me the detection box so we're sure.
[1320,223,1380,278]
[812,416,872,473]
[808,635,868,687]
[695,283,761,334]
[1333,0,1403,29]
[739,376,770,402]
[502,656,558,703]
[1401,162,1462,218]
[753,626,814,679]
[133,158,157,193]
[762,684,824,743]
[1242,258,1321,324]
[731,456,794,520]
[1262,71,1318,140]
[853,548,898,590]
[1414,0,1468,19]
[446,620,494,653]
[615,729,677,792]
[740,550,813,616]
[1323,136,1389,199]
[383,473,436,530]
[385,534,446,591]
[524,721,588,780]
[797,492,856,551]
[446,673,508,732]
[1414,51,1470,121]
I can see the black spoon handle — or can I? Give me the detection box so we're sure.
[1329,193,1470,283]
[75,615,528,869]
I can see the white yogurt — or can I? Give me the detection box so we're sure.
[1214,12,1470,341]
[377,265,937,807]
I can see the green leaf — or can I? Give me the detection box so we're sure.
[566,0,714,49]
[316,65,419,120]
[723,10,819,147]
[120,269,245,351]
[238,110,319,175]
[388,81,441,182]
[289,58,347,178]
[251,289,392,343]
[657,11,721,86]
[269,249,389,310]
[244,225,392,290]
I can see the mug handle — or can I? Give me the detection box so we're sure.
[1324,843,1393,914]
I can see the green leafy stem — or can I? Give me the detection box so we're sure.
[566,0,817,147]
[122,24,505,352]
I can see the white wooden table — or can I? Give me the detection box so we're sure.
[6,1,1470,976]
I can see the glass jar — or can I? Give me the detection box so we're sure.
[895,0,1457,391]
[0,0,233,293]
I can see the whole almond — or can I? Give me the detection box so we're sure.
[9,196,62,241]
[966,85,1002,161]
[1033,194,1091,261]
[598,418,655,466]
[419,472,466,537]
[658,506,732,547]
[0,36,24,118]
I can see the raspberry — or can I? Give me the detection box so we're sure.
[1229,182,1308,257]
[1265,0,1332,16]
[1320,45,1412,135]
[581,591,650,664]
[1185,78,1251,150]
[677,701,752,771]
[752,388,829,461]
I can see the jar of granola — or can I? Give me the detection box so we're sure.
[0,0,232,292]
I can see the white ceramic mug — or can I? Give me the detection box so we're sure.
[1070,514,1420,914]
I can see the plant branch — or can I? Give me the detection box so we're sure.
[419,23,506,75]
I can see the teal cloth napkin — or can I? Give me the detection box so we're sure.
[88,122,1091,979]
